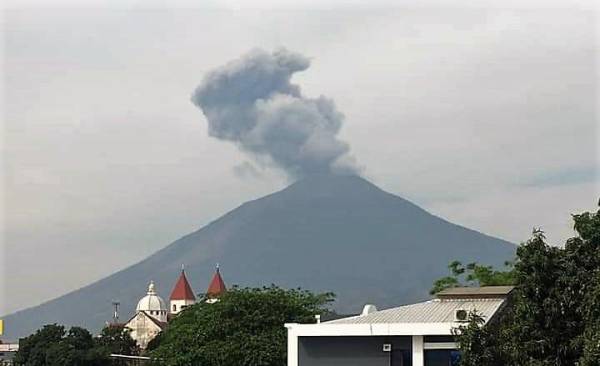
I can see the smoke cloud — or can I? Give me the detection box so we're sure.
[191,48,360,179]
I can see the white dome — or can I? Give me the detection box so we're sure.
[136,281,168,322]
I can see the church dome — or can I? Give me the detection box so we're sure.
[136,281,168,322]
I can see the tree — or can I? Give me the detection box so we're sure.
[95,324,139,356]
[14,324,106,366]
[151,285,334,366]
[452,312,496,366]
[500,229,571,365]
[501,210,600,365]
[14,323,138,365]
[577,212,600,366]
[438,205,600,365]
[430,260,515,295]
[581,288,600,366]
[14,324,66,366]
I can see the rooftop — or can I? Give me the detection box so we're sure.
[436,286,515,299]
[169,270,196,301]
[326,298,506,325]
[324,286,514,326]
[206,266,227,297]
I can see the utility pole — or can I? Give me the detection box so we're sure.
[112,301,120,324]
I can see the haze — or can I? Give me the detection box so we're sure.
[1,0,598,315]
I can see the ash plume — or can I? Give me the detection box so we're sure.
[191,48,360,179]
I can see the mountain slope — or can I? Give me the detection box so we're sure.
[3,175,516,339]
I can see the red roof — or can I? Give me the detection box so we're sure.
[169,270,196,301]
[206,267,226,297]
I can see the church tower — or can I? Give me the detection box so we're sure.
[205,264,227,303]
[169,266,196,315]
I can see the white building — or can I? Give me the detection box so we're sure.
[0,343,19,365]
[125,281,168,349]
[285,286,513,366]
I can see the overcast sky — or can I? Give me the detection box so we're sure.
[1,0,598,315]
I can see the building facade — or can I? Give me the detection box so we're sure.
[0,343,18,366]
[286,286,513,366]
[125,281,168,349]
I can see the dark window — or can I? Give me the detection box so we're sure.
[451,351,461,366]
[173,304,176,311]
[392,349,411,366]
[424,350,461,366]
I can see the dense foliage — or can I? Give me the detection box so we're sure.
[151,286,334,366]
[14,323,138,365]
[452,312,495,366]
[449,206,600,365]
[95,324,139,356]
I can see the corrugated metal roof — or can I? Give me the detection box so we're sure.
[326,298,506,325]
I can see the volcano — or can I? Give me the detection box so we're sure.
[3,175,515,339]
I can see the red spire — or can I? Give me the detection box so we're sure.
[169,269,196,301]
[206,264,227,297]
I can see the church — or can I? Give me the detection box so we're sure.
[124,265,226,349]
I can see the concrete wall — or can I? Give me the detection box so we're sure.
[0,351,17,365]
[169,299,195,315]
[298,336,412,366]
[126,312,162,349]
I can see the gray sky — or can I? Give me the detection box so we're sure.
[1,0,598,315]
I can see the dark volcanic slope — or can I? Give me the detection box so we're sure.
[3,175,516,339]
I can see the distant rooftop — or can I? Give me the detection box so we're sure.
[326,298,506,325]
[0,344,19,352]
[436,286,515,299]
[320,312,357,322]
[323,286,514,326]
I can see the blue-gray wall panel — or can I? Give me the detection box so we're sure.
[298,336,412,366]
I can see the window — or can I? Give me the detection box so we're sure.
[450,351,461,366]
[424,350,461,366]
[391,349,410,366]
[173,304,177,311]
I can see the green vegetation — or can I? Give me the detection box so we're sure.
[445,206,600,365]
[150,286,334,366]
[13,287,332,366]
[451,312,495,366]
[430,260,516,295]
[94,324,139,357]
[14,323,138,366]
